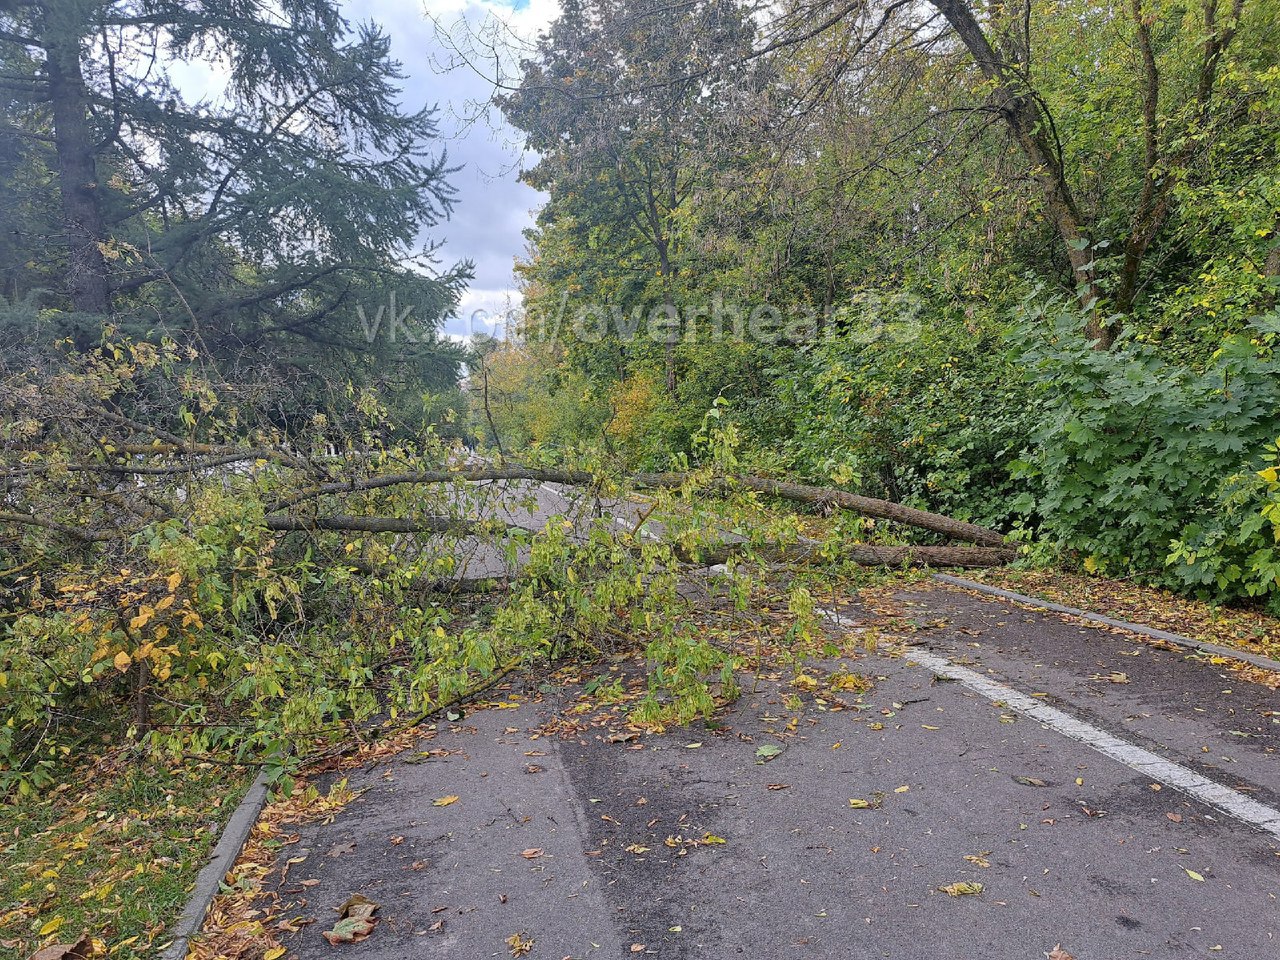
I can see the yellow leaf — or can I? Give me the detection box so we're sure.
[39,915,65,936]
[263,948,287,960]
[894,785,910,793]
[129,606,154,630]
[433,795,459,807]
[940,881,983,896]
[849,798,871,809]
[167,572,182,592]
[1185,868,1205,882]
[113,651,132,672]
[155,594,174,612]
[1258,467,1279,483]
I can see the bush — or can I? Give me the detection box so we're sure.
[1012,302,1280,605]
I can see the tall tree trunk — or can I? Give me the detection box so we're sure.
[657,238,677,393]
[41,1,110,315]
[930,0,1114,348]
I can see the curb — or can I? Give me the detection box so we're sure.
[932,573,1280,674]
[159,766,273,960]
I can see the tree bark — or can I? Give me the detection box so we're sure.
[270,467,1010,547]
[694,539,1015,568]
[40,0,110,314]
[929,0,1113,348]
[264,515,489,535]
[730,475,1009,546]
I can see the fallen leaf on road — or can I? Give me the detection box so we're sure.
[1046,946,1076,960]
[389,836,404,845]
[625,844,650,854]
[894,785,910,794]
[1185,868,1205,882]
[1166,812,1183,823]
[263,949,286,960]
[630,945,645,953]
[433,795,459,807]
[964,854,991,869]
[1089,672,1130,684]
[939,881,984,897]
[767,783,790,791]
[322,894,379,945]
[1013,776,1048,788]
[755,744,783,762]
[849,798,871,809]
[506,933,533,957]
[521,848,544,859]
[685,742,702,749]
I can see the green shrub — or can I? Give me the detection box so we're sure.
[1012,302,1280,605]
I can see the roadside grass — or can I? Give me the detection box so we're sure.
[0,752,251,960]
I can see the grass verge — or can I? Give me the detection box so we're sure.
[0,753,252,960]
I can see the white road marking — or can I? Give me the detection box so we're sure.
[816,607,1280,840]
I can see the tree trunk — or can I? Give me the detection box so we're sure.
[732,475,1009,547]
[41,1,110,315]
[269,467,1011,547]
[930,0,1113,348]
[694,539,1015,568]
[658,238,677,393]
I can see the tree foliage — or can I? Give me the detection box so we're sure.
[496,0,1280,606]
[0,0,469,400]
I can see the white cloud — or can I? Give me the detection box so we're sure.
[343,0,556,337]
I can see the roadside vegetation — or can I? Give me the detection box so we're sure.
[3,0,1280,955]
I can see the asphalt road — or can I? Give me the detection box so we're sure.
[269,486,1279,959]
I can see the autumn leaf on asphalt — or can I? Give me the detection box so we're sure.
[755,744,782,762]
[625,843,650,854]
[964,854,992,868]
[1046,946,1076,960]
[1185,868,1205,882]
[322,894,380,945]
[848,798,871,809]
[433,795,459,807]
[1089,671,1130,684]
[521,848,544,859]
[766,783,790,791]
[1013,776,1049,788]
[939,881,984,896]
[505,933,533,956]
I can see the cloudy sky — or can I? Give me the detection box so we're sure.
[341,0,559,339]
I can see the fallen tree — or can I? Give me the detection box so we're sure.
[264,466,1010,548]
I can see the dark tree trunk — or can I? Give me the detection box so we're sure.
[41,2,110,314]
[930,0,1113,348]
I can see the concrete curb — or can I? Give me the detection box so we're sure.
[159,766,273,960]
[932,573,1280,674]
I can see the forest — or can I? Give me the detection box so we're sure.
[1,1,1279,955]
